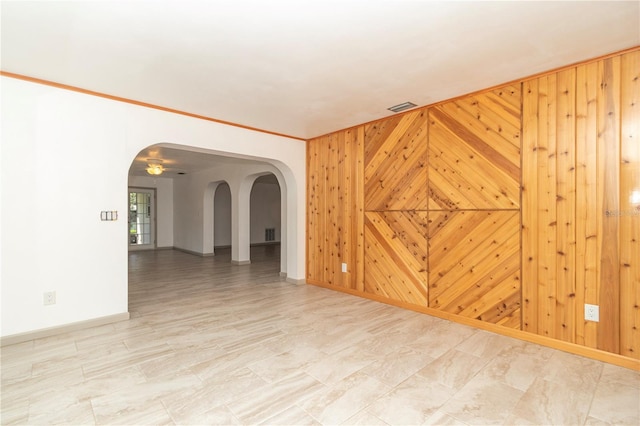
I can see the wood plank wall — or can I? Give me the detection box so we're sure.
[307,126,364,290]
[307,47,640,363]
[522,49,639,358]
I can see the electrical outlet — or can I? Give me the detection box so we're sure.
[585,304,599,322]
[341,263,347,273]
[43,291,56,306]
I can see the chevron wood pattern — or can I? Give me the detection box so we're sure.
[364,110,427,211]
[364,211,428,305]
[428,210,521,328]
[428,86,521,210]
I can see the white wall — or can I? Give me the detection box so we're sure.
[128,176,174,248]
[174,164,285,261]
[0,76,305,338]
[214,183,231,248]
[250,181,281,244]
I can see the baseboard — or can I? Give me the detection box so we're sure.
[231,259,251,265]
[279,272,287,278]
[173,247,214,257]
[1,312,131,347]
[306,279,640,371]
[213,243,280,250]
[286,277,306,285]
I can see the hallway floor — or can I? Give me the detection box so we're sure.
[2,246,639,425]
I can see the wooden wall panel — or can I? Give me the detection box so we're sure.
[523,70,580,341]
[521,78,539,335]
[364,110,427,211]
[428,210,521,327]
[522,49,639,359]
[620,51,640,358]
[428,86,521,210]
[307,127,364,290]
[308,47,639,365]
[596,56,621,354]
[364,211,428,305]
[575,60,599,348]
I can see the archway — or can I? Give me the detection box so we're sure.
[250,174,281,248]
[128,143,301,283]
[214,182,232,251]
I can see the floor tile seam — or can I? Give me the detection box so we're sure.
[226,375,324,424]
[81,362,146,384]
[582,365,629,425]
[159,396,191,425]
[0,366,35,385]
[80,349,176,379]
[539,367,603,395]
[438,388,519,426]
[220,402,244,426]
[84,396,99,426]
[354,373,413,415]
[359,407,393,426]
[304,356,379,387]
[292,401,325,425]
[6,347,80,366]
[411,347,492,386]
[519,376,593,425]
[468,376,529,417]
[432,408,473,426]
[584,409,638,426]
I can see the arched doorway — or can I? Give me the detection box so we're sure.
[248,173,281,266]
[214,182,232,252]
[128,143,300,283]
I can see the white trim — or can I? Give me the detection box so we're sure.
[1,313,130,347]
[173,247,215,257]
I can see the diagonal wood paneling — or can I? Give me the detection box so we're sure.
[364,110,427,211]
[428,86,521,210]
[429,210,521,328]
[364,211,428,305]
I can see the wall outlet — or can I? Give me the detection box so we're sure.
[43,291,56,306]
[585,304,599,322]
[341,263,347,273]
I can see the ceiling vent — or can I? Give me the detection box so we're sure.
[388,101,417,113]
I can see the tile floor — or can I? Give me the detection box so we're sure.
[1,246,638,425]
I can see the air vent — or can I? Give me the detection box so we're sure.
[265,228,276,242]
[388,101,417,113]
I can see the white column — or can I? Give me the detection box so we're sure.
[230,179,251,265]
[202,182,217,256]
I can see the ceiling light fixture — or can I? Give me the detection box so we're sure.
[388,101,417,113]
[146,159,164,176]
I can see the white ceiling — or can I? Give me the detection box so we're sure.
[129,145,271,177]
[2,1,639,173]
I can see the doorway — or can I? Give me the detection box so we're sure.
[128,188,156,250]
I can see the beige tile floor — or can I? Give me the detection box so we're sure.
[2,246,639,425]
